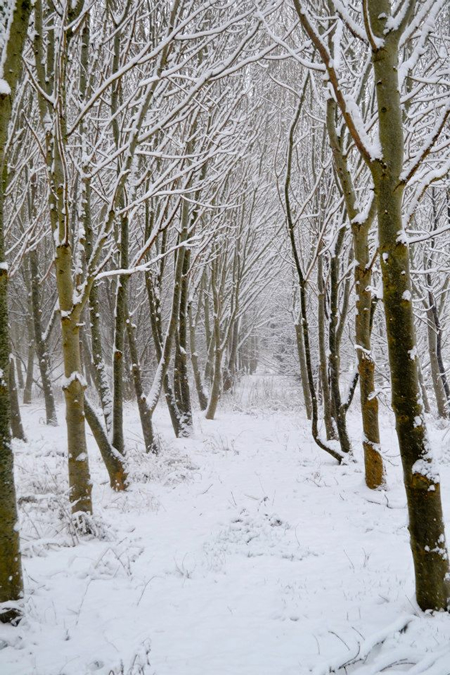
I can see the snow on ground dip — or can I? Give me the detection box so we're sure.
[1,376,450,675]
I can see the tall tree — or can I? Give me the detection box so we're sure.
[293,0,450,611]
[0,0,33,624]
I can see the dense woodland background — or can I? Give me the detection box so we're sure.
[1,1,450,670]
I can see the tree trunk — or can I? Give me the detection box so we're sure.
[111,217,128,456]
[16,357,24,390]
[369,5,449,609]
[173,246,192,434]
[205,262,222,420]
[23,331,34,405]
[9,357,26,442]
[295,320,312,420]
[317,256,336,440]
[426,308,447,418]
[189,301,208,411]
[328,227,351,455]
[126,308,156,453]
[145,270,182,437]
[354,253,384,489]
[29,249,57,426]
[57,245,93,517]
[84,397,128,490]
[0,0,33,623]
[326,98,384,488]
[205,343,222,420]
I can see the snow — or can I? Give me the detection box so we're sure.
[1,375,450,675]
[61,371,88,389]
[343,95,382,161]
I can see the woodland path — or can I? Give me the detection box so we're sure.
[1,378,450,674]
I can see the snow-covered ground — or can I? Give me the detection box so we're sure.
[1,376,450,675]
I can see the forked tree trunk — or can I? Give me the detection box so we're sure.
[146,271,182,437]
[284,90,343,464]
[326,100,384,489]
[84,397,128,489]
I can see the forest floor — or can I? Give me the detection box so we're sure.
[1,375,450,675]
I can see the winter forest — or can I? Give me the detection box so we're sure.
[1,0,450,673]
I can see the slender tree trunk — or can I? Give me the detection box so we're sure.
[205,262,223,420]
[83,177,113,434]
[9,357,25,442]
[317,256,336,440]
[16,357,24,390]
[80,327,95,390]
[249,336,258,374]
[29,249,57,426]
[126,307,156,453]
[284,90,343,463]
[0,0,34,623]
[173,247,192,434]
[57,246,93,517]
[369,4,449,609]
[328,227,351,455]
[188,301,208,411]
[223,320,239,393]
[427,309,447,418]
[23,328,34,405]
[203,291,214,384]
[326,99,384,488]
[112,217,128,456]
[84,397,128,490]
[354,256,384,488]
[295,321,312,420]
[205,342,222,419]
[417,355,431,416]
[145,271,182,437]
[88,280,113,431]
